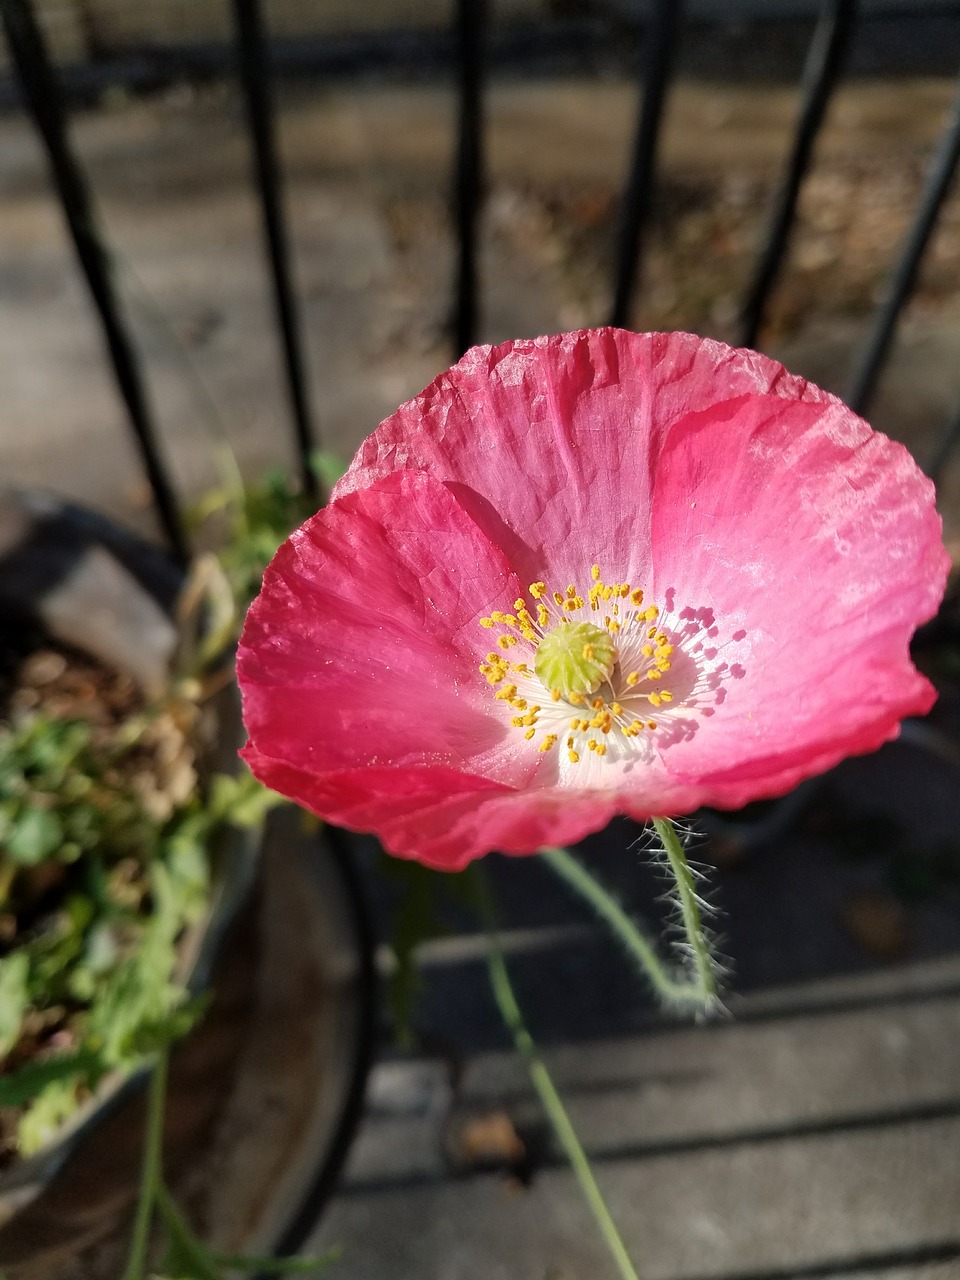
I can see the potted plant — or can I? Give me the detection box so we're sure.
[0,487,375,1279]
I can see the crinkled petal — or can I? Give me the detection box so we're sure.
[238,470,533,783]
[335,329,836,589]
[242,745,642,869]
[644,388,947,799]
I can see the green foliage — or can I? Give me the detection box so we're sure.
[0,704,276,1154]
[191,451,346,608]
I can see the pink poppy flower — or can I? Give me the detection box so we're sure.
[237,329,948,870]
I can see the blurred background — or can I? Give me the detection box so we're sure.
[2,2,960,1278]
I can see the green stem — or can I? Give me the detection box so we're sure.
[154,1180,221,1279]
[651,818,717,1004]
[539,841,714,1011]
[121,1050,169,1280]
[472,869,640,1280]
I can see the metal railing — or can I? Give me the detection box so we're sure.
[2,0,960,560]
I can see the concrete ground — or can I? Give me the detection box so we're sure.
[2,64,960,1280]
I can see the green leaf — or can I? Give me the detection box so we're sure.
[310,450,347,489]
[0,1047,102,1108]
[0,952,29,1057]
[7,807,62,864]
[18,1076,86,1154]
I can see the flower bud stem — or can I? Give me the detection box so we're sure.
[651,817,718,1006]
[539,826,717,1014]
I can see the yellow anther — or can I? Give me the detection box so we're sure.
[660,691,674,703]
[567,584,577,598]
[539,734,558,753]
[529,581,546,598]
[608,620,621,634]
[645,606,659,621]
[553,591,565,606]
[657,644,674,657]
[591,697,604,709]
[610,702,623,716]
[647,626,658,639]
[568,750,580,763]
[570,718,581,730]
[648,692,662,707]
[567,737,575,749]
[562,598,580,611]
[587,739,598,752]
[619,584,630,599]
[525,728,536,740]
[480,617,495,628]
[656,659,672,672]
[530,705,541,713]
[595,743,608,757]
[647,669,662,680]
[512,698,528,710]
[494,684,518,701]
[522,714,537,726]
[642,644,655,658]
[514,598,526,612]
[591,565,601,581]
[602,586,613,600]
[537,605,550,628]
[647,720,657,730]
[520,628,538,643]
[630,588,644,606]
[498,635,517,650]
[626,671,640,687]
[512,716,524,726]
[568,691,585,706]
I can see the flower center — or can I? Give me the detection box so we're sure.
[534,621,617,700]
[478,566,678,765]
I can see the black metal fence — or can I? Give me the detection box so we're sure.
[3,0,960,561]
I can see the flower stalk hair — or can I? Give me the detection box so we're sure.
[238,328,948,870]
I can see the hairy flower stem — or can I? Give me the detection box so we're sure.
[539,831,716,1014]
[471,868,641,1280]
[651,817,718,1005]
[121,1050,169,1280]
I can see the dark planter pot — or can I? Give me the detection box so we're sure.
[0,491,376,1278]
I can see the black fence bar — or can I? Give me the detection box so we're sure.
[847,72,960,416]
[1,0,187,562]
[738,0,858,350]
[231,0,319,499]
[927,395,960,488]
[452,0,488,357]
[608,0,684,330]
